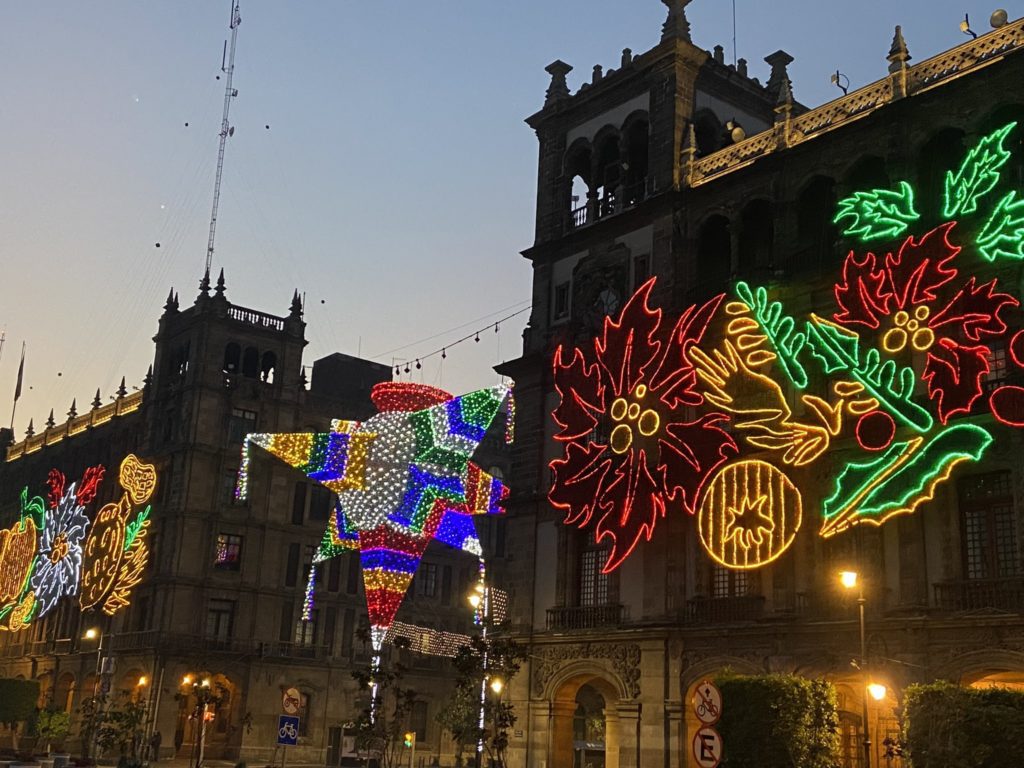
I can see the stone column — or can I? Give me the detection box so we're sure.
[614,702,641,768]
[665,700,684,768]
[604,707,621,768]
[527,700,551,768]
[551,700,577,768]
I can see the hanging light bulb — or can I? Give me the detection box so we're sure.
[441,348,447,359]
[475,333,480,343]
[494,322,499,333]
[404,364,410,374]
[415,359,422,370]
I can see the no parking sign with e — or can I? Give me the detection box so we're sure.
[692,680,723,768]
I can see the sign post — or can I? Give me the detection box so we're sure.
[277,715,299,768]
[691,680,724,768]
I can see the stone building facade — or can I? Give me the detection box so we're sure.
[0,275,509,765]
[496,3,1024,767]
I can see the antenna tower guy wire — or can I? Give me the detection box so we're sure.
[205,0,242,283]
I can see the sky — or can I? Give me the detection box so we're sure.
[0,0,1010,432]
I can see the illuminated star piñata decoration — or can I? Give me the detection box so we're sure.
[236,381,510,653]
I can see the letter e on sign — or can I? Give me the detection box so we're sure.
[692,726,722,768]
[692,680,722,725]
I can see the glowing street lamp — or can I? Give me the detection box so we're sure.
[489,678,504,695]
[840,570,874,768]
[867,683,887,702]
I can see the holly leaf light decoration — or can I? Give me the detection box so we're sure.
[977,191,1024,261]
[943,122,1016,218]
[734,281,808,388]
[834,181,920,242]
[549,278,736,573]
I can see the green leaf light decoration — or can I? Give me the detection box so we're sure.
[805,314,933,432]
[977,190,1024,261]
[834,181,920,242]
[734,281,809,388]
[943,122,1016,218]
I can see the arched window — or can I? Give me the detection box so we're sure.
[594,133,622,219]
[845,156,889,193]
[223,342,241,374]
[260,351,277,384]
[738,199,774,276]
[623,118,649,205]
[696,215,731,298]
[693,109,723,157]
[795,176,837,272]
[918,128,966,216]
[566,143,593,228]
[242,347,259,379]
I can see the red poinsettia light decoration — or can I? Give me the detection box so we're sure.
[548,278,737,573]
[833,223,1018,423]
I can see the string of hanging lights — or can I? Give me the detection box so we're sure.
[391,307,531,376]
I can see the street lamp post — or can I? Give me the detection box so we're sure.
[468,574,489,768]
[840,571,872,768]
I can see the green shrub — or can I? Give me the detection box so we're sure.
[714,673,840,768]
[904,680,1024,767]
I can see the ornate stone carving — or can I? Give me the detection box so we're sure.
[532,642,642,698]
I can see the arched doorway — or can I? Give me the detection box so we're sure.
[551,673,621,768]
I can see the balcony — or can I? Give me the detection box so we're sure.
[546,604,627,631]
[568,178,648,230]
[683,595,766,625]
[934,577,1024,612]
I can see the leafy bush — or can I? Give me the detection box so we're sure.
[0,679,39,726]
[904,681,1024,767]
[35,707,72,750]
[715,673,840,768]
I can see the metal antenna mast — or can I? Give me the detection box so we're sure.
[204,0,242,284]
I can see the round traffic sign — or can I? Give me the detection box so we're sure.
[692,725,723,768]
[692,680,722,725]
[282,687,301,715]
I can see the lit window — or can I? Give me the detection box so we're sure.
[578,532,609,606]
[711,565,748,598]
[214,533,242,571]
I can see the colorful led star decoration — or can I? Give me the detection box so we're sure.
[238,381,510,651]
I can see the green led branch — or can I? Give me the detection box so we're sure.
[834,181,920,242]
[734,282,809,388]
[977,190,1024,261]
[943,122,1016,218]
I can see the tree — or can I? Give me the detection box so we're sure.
[715,673,840,768]
[438,635,526,768]
[81,691,148,765]
[349,634,419,768]
[0,678,41,751]
[904,680,1024,767]
[34,707,72,753]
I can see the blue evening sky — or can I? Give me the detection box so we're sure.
[0,1,1006,430]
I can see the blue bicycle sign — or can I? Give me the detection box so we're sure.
[277,715,300,746]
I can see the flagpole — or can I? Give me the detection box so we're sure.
[10,342,24,432]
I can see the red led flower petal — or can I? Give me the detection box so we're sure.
[884,223,959,310]
[76,465,105,506]
[923,338,991,423]
[594,278,662,398]
[549,441,613,528]
[552,346,605,441]
[46,470,65,510]
[928,277,1018,341]
[649,294,724,409]
[834,251,890,329]
[593,450,664,573]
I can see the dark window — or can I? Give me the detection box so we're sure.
[553,282,570,320]
[134,596,150,632]
[711,565,748,598]
[323,607,337,655]
[410,700,428,742]
[346,554,360,594]
[298,692,311,737]
[260,351,277,384]
[228,408,257,444]
[242,347,259,378]
[206,600,235,641]
[214,533,242,571]
[985,338,1011,392]
[292,483,307,525]
[578,532,609,606]
[959,471,1021,579]
[309,486,332,521]
[279,602,293,642]
[221,470,239,505]
[285,543,300,587]
[341,608,355,655]
[417,563,437,597]
[302,544,316,583]
[327,558,341,593]
[295,609,318,647]
[632,254,650,290]
[223,342,241,374]
[441,565,452,606]
[494,518,507,558]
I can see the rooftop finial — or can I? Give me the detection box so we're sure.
[661,0,692,43]
[46,409,55,430]
[198,271,211,296]
[215,267,226,296]
[544,60,573,106]
[290,289,303,318]
[117,376,128,398]
[68,399,77,419]
[92,388,102,410]
[25,419,34,438]
[888,25,911,73]
[764,50,795,101]
[144,365,153,388]
[164,288,179,313]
